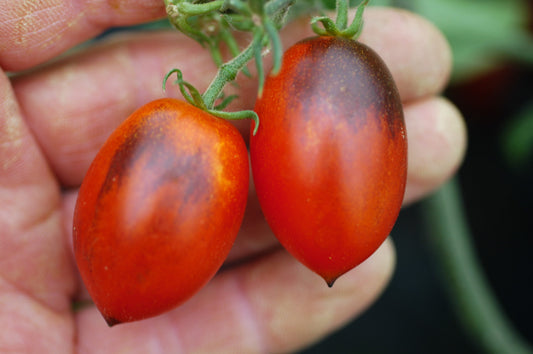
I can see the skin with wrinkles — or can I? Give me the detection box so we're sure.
[0,0,166,71]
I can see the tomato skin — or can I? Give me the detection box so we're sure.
[250,36,407,285]
[73,98,248,325]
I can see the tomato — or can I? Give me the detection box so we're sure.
[250,36,407,286]
[73,98,248,325]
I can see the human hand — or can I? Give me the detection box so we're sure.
[0,2,465,353]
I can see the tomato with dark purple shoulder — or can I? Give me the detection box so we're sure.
[250,36,407,286]
[73,98,249,326]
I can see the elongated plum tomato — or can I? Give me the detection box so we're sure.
[73,98,248,326]
[250,36,407,286]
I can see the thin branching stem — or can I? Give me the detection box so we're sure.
[421,178,533,354]
[202,39,258,108]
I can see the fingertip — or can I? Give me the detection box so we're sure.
[403,97,467,204]
[360,7,453,100]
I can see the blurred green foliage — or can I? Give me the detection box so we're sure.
[502,102,533,169]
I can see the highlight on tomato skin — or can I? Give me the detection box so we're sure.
[73,98,249,326]
[250,36,408,286]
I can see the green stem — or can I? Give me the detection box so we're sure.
[421,177,532,354]
[220,28,252,77]
[165,0,295,110]
[202,38,258,108]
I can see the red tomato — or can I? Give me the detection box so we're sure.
[250,36,407,286]
[73,98,248,325]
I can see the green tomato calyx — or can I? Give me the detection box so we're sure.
[311,0,369,40]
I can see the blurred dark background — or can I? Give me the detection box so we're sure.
[302,0,533,352]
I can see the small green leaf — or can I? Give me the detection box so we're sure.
[335,0,349,31]
[310,16,339,36]
[208,109,261,135]
[163,69,207,109]
[341,0,368,39]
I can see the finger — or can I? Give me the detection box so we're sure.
[360,7,452,101]
[0,0,166,71]
[0,71,76,350]
[403,97,467,205]
[0,71,76,310]
[75,238,395,353]
[0,277,75,353]
[13,31,215,187]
